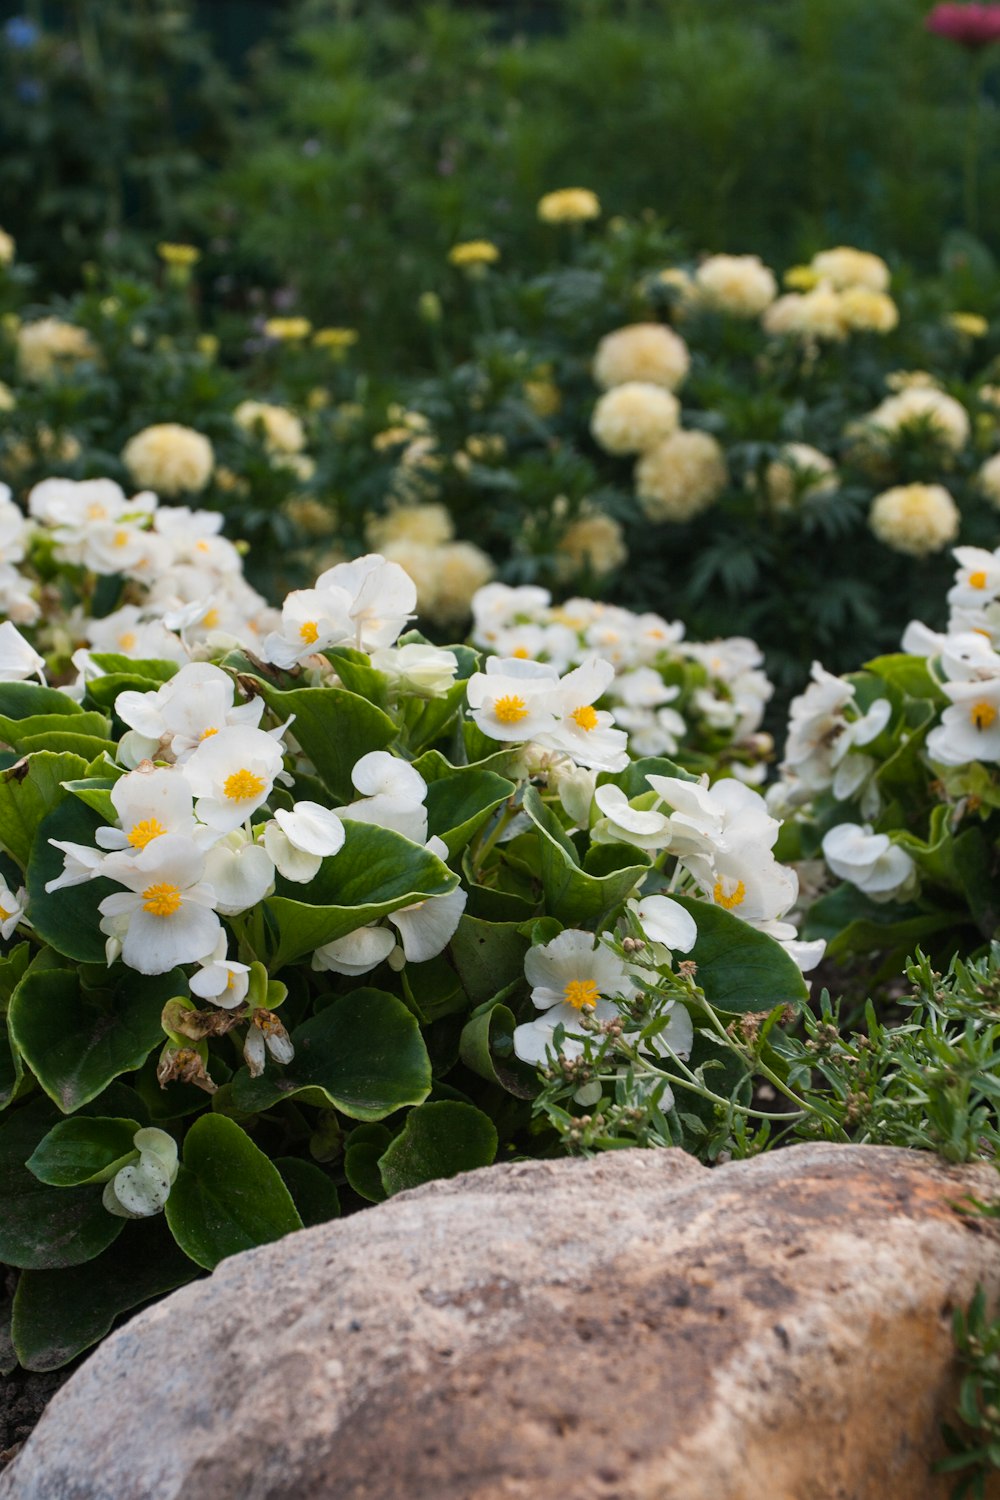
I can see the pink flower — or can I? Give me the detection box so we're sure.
[926,3,1000,48]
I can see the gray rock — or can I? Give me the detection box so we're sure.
[3,1143,1000,1500]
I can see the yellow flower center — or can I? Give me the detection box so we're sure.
[969,570,988,590]
[113,529,129,548]
[563,978,599,1010]
[0,904,11,922]
[299,620,319,645]
[142,882,182,917]
[713,878,746,910]
[200,726,218,740]
[195,540,211,554]
[512,647,531,659]
[223,768,266,802]
[87,503,107,521]
[201,608,220,629]
[571,704,599,731]
[118,632,137,651]
[128,817,167,850]
[493,694,529,724]
[970,700,997,731]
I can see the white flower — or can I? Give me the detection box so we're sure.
[312,926,397,976]
[536,655,629,772]
[369,642,459,696]
[98,835,221,974]
[102,1128,178,1219]
[694,254,777,317]
[626,894,697,952]
[243,1008,295,1076]
[466,656,560,742]
[513,928,634,1065]
[44,840,108,893]
[591,784,672,851]
[262,801,346,882]
[181,726,285,833]
[927,678,1000,766]
[756,919,826,975]
[341,751,428,842]
[821,823,918,902]
[387,883,468,963]
[314,554,417,650]
[189,934,251,1009]
[686,840,799,926]
[0,879,28,940]
[94,765,201,853]
[202,831,276,915]
[115,662,265,764]
[0,621,45,682]
[262,585,354,668]
[646,773,779,858]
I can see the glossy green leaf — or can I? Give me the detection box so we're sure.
[231,988,432,1121]
[274,1156,341,1226]
[26,796,119,961]
[11,1217,197,1371]
[164,1114,302,1270]
[26,1117,141,1186]
[249,677,397,800]
[671,894,809,1011]
[450,914,529,1003]
[522,785,649,927]
[423,766,515,856]
[0,711,111,753]
[378,1101,497,1195]
[343,1124,393,1203]
[459,996,534,1095]
[0,751,88,868]
[0,683,85,722]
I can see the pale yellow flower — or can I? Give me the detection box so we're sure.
[537,188,601,225]
[590,382,679,456]
[837,287,899,334]
[0,229,15,267]
[593,323,690,393]
[810,247,890,292]
[949,312,989,338]
[557,510,627,578]
[694,254,777,317]
[234,400,306,455]
[869,483,959,556]
[523,377,561,418]
[366,503,454,550]
[448,240,500,268]
[264,317,312,341]
[157,243,201,268]
[635,430,728,523]
[121,423,215,497]
[17,318,97,383]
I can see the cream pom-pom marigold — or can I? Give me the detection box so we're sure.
[234,400,306,455]
[869,483,960,557]
[366,503,454,550]
[761,284,847,342]
[556,509,628,578]
[635,429,729,523]
[0,228,14,267]
[810,247,891,292]
[381,537,494,626]
[762,444,837,512]
[694,254,777,317]
[837,286,899,334]
[121,423,215,498]
[864,387,970,452]
[537,188,601,225]
[17,318,97,383]
[590,382,679,456]
[593,323,690,393]
[977,453,1000,508]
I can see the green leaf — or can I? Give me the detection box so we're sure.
[423,767,515,857]
[459,995,534,1095]
[15,732,117,761]
[26,1117,141,1186]
[378,1101,497,1195]
[10,1217,197,1371]
[265,821,457,968]
[450,915,529,1003]
[0,751,88,867]
[9,963,186,1113]
[274,1156,341,1226]
[164,1114,302,1271]
[803,881,965,960]
[249,678,397,799]
[343,1124,393,1202]
[0,683,84,722]
[322,647,390,708]
[26,795,117,961]
[231,988,432,1121]
[864,653,945,703]
[0,1099,125,1270]
[671,894,809,1012]
[522,785,649,927]
[0,711,111,752]
[597,755,700,797]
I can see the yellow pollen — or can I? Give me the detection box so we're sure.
[512,647,531,659]
[970,700,997,731]
[118,632,137,651]
[142,882,182,917]
[223,768,266,802]
[969,570,988,590]
[86,503,108,520]
[713,879,746,910]
[200,726,218,740]
[563,978,599,1010]
[127,817,167,850]
[113,529,129,548]
[299,619,319,644]
[195,540,211,554]
[493,694,529,724]
[571,704,599,732]
[201,608,220,629]
[0,904,10,922]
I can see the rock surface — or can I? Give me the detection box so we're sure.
[4,1143,1000,1500]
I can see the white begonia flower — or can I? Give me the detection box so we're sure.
[686,840,799,926]
[0,621,45,682]
[341,750,429,842]
[181,725,285,833]
[261,585,354,669]
[0,563,40,627]
[385,835,467,963]
[0,492,30,566]
[78,521,170,581]
[0,879,28,940]
[98,835,221,975]
[263,801,346,883]
[466,656,560,742]
[369,642,459,696]
[821,823,918,902]
[315,554,418,650]
[243,1008,295,1077]
[202,831,276,915]
[115,662,265,764]
[756,919,826,975]
[591,784,672,851]
[513,928,634,1066]
[552,762,598,828]
[45,840,108,893]
[28,477,132,529]
[312,925,397,976]
[626,894,697,953]
[84,607,187,668]
[926,677,1000,766]
[102,1128,178,1219]
[537,655,630,772]
[948,546,1000,613]
[637,999,695,1062]
[470,581,552,648]
[189,934,251,1009]
[95,765,201,853]
[647,773,779,859]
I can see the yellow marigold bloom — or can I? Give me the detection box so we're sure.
[837,287,899,335]
[869,483,959,557]
[264,316,312,341]
[16,318,97,383]
[313,326,358,350]
[121,423,215,497]
[537,188,601,225]
[557,509,627,578]
[0,382,15,412]
[810,246,890,292]
[950,312,989,338]
[784,265,819,291]
[448,240,500,268]
[197,334,219,360]
[0,228,15,267]
[523,378,561,418]
[157,243,200,268]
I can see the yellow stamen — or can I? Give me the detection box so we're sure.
[200,726,218,740]
[512,647,530,659]
[142,882,182,917]
[571,704,599,731]
[118,632,137,651]
[201,608,220,629]
[113,529,129,548]
[493,694,529,724]
[195,540,211,554]
[713,879,746,910]
[299,620,319,645]
[969,570,988,590]
[86,503,107,521]
[128,817,167,850]
[970,700,997,731]
[563,978,599,1010]
[223,768,266,802]
[0,904,11,922]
